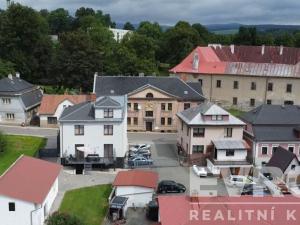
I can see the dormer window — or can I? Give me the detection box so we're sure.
[104,109,113,118]
[212,115,223,121]
[146,93,153,98]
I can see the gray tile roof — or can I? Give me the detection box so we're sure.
[60,102,95,121]
[95,96,121,108]
[252,126,300,142]
[186,82,203,95]
[21,89,43,109]
[266,146,298,173]
[240,104,300,125]
[94,76,205,101]
[0,77,34,94]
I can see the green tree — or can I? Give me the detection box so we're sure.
[192,23,210,45]
[294,32,300,47]
[274,33,295,47]
[48,8,72,34]
[137,21,162,40]
[46,212,84,225]
[234,26,257,45]
[0,59,15,78]
[123,22,135,30]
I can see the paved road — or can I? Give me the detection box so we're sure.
[128,132,177,144]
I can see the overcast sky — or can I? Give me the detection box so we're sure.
[1,0,300,25]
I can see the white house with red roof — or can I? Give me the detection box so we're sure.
[0,156,61,225]
[110,170,158,214]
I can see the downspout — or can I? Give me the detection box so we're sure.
[210,74,213,102]
[30,204,42,225]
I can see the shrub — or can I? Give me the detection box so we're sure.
[46,212,85,225]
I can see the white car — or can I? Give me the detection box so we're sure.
[225,175,256,187]
[129,144,151,152]
[192,165,208,177]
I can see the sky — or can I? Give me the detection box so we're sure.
[1,0,300,25]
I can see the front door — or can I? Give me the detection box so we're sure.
[104,144,114,158]
[146,122,153,131]
[75,144,84,161]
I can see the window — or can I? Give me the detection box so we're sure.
[134,103,139,111]
[8,202,15,211]
[47,117,57,124]
[284,100,294,105]
[145,111,153,117]
[224,128,233,138]
[261,146,268,155]
[216,80,222,88]
[291,165,296,170]
[6,113,14,120]
[184,103,191,110]
[2,98,11,104]
[104,125,113,135]
[286,84,292,93]
[127,103,131,109]
[233,81,239,89]
[193,128,205,137]
[266,99,272,105]
[104,109,113,118]
[212,115,223,121]
[251,82,256,90]
[233,97,238,105]
[133,117,138,125]
[272,146,278,154]
[193,145,204,153]
[168,103,172,111]
[250,98,255,107]
[198,79,203,86]
[267,82,273,91]
[288,146,294,153]
[127,117,131,125]
[74,125,84,135]
[146,93,154,98]
[161,117,165,125]
[167,117,172,125]
[161,103,166,111]
[226,149,235,156]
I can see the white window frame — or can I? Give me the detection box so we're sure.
[261,145,268,155]
[6,113,15,120]
[272,144,279,154]
[2,98,11,104]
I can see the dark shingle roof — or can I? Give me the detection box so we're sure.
[94,76,204,101]
[240,105,300,125]
[186,82,203,95]
[253,126,300,141]
[95,96,121,108]
[21,89,43,109]
[266,146,299,173]
[60,102,95,121]
[0,77,34,93]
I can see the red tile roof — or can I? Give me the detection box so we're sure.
[39,94,91,115]
[0,156,62,204]
[170,45,300,77]
[113,170,158,189]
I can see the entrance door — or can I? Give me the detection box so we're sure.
[146,122,153,131]
[75,144,84,161]
[104,144,114,158]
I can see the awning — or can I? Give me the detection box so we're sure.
[76,146,95,155]
[212,139,249,150]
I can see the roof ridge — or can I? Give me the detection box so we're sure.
[176,77,205,99]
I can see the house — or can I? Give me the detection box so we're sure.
[38,94,92,128]
[0,155,61,225]
[240,104,300,166]
[171,45,300,110]
[59,95,128,169]
[110,170,158,216]
[0,73,43,125]
[109,28,132,42]
[177,102,251,174]
[93,75,205,132]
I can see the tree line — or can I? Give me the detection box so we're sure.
[0,3,300,91]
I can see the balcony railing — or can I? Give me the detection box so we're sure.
[62,155,114,165]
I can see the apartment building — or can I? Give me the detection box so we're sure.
[171,45,300,110]
[93,75,205,132]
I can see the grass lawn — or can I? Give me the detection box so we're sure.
[0,135,46,175]
[228,108,246,117]
[59,184,112,225]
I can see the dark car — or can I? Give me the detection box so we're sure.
[157,180,186,194]
[127,156,153,168]
[241,184,270,196]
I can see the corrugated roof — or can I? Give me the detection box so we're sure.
[0,156,61,204]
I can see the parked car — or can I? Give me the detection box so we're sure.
[128,149,151,158]
[127,156,153,168]
[241,184,270,196]
[157,180,186,194]
[192,165,207,177]
[225,175,256,187]
[129,144,151,152]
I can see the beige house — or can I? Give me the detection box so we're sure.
[177,102,251,174]
[171,45,300,111]
[93,75,205,132]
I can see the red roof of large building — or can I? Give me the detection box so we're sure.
[0,156,62,204]
[113,170,158,189]
[170,45,300,77]
[39,94,92,115]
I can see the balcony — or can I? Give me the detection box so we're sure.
[62,155,114,166]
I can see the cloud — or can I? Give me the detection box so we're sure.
[1,0,300,25]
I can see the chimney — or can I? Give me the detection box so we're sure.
[192,52,199,70]
[15,72,20,78]
[8,74,13,80]
[261,45,265,55]
[230,44,235,54]
[280,45,284,55]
